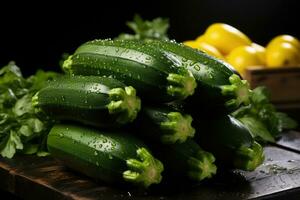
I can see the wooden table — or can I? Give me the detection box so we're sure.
[1,131,300,200]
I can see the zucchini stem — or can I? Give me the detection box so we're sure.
[233,141,265,171]
[107,86,141,124]
[221,74,252,108]
[123,147,164,188]
[62,55,73,73]
[187,150,217,181]
[167,73,197,100]
[160,112,195,143]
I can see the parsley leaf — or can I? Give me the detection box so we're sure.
[232,86,298,142]
[0,62,59,158]
[117,14,170,41]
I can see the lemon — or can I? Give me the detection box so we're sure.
[251,43,266,64]
[195,35,206,43]
[267,35,300,50]
[183,40,200,49]
[266,42,300,68]
[184,40,224,59]
[196,42,224,60]
[226,46,264,76]
[203,23,252,55]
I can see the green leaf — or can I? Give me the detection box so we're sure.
[250,86,270,104]
[19,125,32,137]
[116,14,169,41]
[27,70,60,92]
[276,112,298,130]
[0,61,22,77]
[37,151,50,157]
[232,85,298,142]
[237,116,275,142]
[0,62,57,158]
[13,94,34,116]
[117,33,139,40]
[28,118,44,133]
[0,130,23,158]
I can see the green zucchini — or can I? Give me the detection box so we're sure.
[62,39,197,102]
[47,124,164,188]
[135,106,195,144]
[194,115,264,171]
[145,39,252,110]
[32,76,141,128]
[150,139,216,182]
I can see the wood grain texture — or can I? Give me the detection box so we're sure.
[0,134,300,200]
[245,66,300,105]
[275,131,300,153]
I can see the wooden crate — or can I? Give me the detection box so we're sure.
[245,66,300,110]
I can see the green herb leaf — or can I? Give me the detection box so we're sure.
[276,112,298,130]
[237,116,275,142]
[117,14,169,41]
[0,130,23,158]
[0,62,59,158]
[232,86,298,142]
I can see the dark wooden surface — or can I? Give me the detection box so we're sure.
[1,132,300,200]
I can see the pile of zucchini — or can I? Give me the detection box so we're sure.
[33,39,265,188]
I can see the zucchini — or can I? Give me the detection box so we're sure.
[194,115,264,171]
[135,106,195,144]
[150,139,216,182]
[145,39,252,111]
[62,39,197,103]
[47,124,164,188]
[32,76,141,128]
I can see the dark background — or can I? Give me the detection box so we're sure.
[0,0,299,76]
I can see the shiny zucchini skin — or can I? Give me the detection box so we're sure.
[47,124,164,188]
[145,39,251,112]
[63,39,197,103]
[32,76,141,128]
[194,115,264,171]
[150,139,216,182]
[135,106,195,144]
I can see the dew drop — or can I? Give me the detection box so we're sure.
[194,65,201,71]
[181,58,188,62]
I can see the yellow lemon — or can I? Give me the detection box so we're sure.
[196,42,224,60]
[203,23,252,55]
[183,40,224,59]
[195,35,206,43]
[251,43,266,64]
[226,46,264,76]
[183,40,199,49]
[267,35,300,50]
[266,42,300,68]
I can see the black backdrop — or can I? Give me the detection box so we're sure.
[0,0,299,76]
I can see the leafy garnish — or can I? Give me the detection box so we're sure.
[117,14,170,41]
[237,116,275,142]
[0,62,59,158]
[232,86,298,142]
